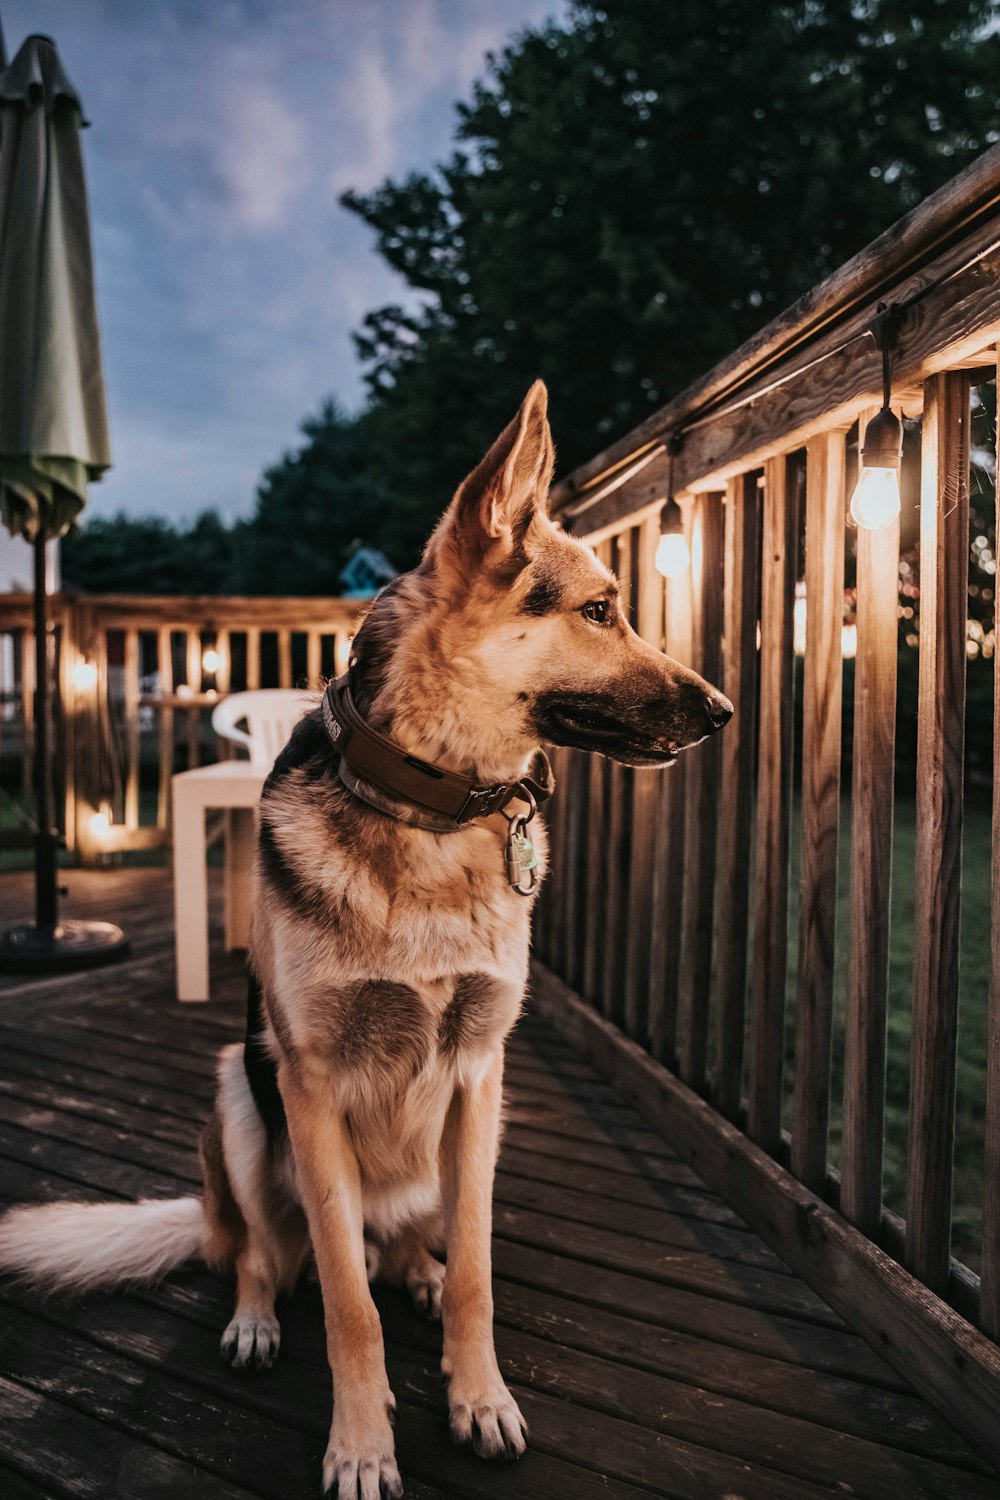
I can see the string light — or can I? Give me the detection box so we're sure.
[655,499,690,578]
[73,660,98,691]
[850,304,903,531]
[655,436,690,579]
[202,647,221,674]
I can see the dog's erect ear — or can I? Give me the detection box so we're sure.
[437,381,554,561]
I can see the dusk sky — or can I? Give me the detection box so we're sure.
[1,1,559,523]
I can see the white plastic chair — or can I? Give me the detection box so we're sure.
[211,689,313,770]
[172,689,314,1000]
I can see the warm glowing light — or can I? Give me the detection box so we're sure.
[176,683,194,700]
[841,624,858,659]
[202,647,221,674]
[334,635,353,674]
[74,660,98,691]
[90,811,111,838]
[655,531,690,579]
[793,584,807,657]
[850,466,901,530]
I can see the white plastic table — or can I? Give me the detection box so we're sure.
[172,761,265,1001]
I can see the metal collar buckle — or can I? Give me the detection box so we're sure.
[457,783,508,823]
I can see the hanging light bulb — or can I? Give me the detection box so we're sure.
[850,406,902,530]
[849,304,903,531]
[655,498,690,578]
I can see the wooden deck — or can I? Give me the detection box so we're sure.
[0,868,997,1499]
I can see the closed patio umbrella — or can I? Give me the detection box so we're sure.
[0,33,127,970]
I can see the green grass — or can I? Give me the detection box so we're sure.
[784,792,992,1274]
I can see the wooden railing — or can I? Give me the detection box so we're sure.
[0,594,367,862]
[533,143,1000,1467]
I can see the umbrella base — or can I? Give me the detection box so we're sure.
[0,919,130,974]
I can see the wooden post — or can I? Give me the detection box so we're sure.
[790,432,845,1192]
[906,371,970,1295]
[677,490,725,1089]
[712,473,761,1118]
[747,456,799,1153]
[984,345,1000,1338]
[841,411,900,1234]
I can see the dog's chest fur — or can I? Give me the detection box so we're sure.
[251,711,546,1115]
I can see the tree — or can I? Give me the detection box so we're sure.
[232,401,407,594]
[344,0,1000,554]
[61,510,235,594]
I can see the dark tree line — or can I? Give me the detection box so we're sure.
[64,0,1000,595]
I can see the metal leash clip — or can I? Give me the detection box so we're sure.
[502,783,539,897]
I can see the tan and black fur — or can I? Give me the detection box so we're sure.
[0,381,731,1499]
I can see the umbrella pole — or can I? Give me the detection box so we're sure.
[32,529,59,930]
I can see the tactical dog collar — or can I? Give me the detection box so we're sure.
[321,676,553,833]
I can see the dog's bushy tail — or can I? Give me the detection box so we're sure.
[0,1196,206,1293]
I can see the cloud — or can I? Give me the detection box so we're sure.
[2,0,562,523]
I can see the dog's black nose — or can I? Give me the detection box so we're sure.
[705,691,734,732]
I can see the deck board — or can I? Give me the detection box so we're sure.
[1,868,997,1498]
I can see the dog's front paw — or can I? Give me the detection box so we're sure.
[321,1398,402,1499]
[447,1382,527,1461]
[220,1311,281,1371]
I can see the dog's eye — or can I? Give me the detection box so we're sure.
[582,599,611,625]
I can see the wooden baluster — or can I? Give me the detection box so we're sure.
[278,628,293,688]
[216,628,231,695]
[602,529,634,1024]
[186,631,201,769]
[649,507,694,1065]
[124,629,141,830]
[246,627,261,690]
[906,371,970,1294]
[791,432,846,1192]
[306,630,322,690]
[59,602,77,852]
[157,627,174,830]
[20,626,33,800]
[678,490,725,1088]
[841,412,900,1233]
[563,750,589,994]
[747,456,799,1153]
[582,540,613,1006]
[545,745,570,974]
[624,514,665,1043]
[984,346,1000,1338]
[712,474,762,1118]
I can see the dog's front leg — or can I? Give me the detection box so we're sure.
[281,1070,402,1500]
[440,1050,526,1460]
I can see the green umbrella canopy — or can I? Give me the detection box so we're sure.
[0,34,111,542]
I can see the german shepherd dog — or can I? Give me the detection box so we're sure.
[0,381,731,1497]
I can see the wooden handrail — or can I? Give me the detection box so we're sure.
[552,141,1000,516]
